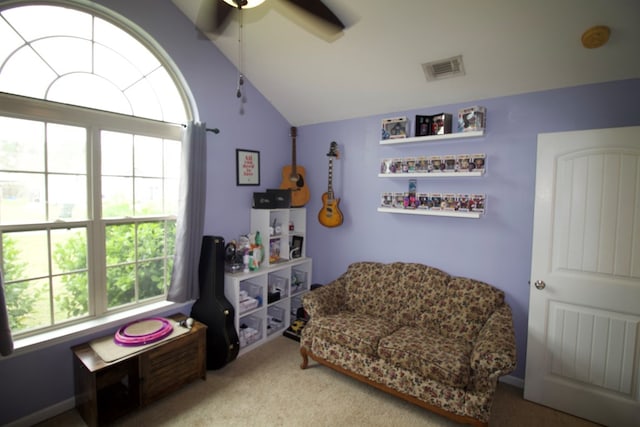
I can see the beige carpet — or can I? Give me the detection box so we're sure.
[38,336,600,427]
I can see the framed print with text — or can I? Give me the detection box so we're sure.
[236,149,260,186]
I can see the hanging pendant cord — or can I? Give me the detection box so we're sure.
[236,8,244,98]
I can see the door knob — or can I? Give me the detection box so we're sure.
[534,280,546,290]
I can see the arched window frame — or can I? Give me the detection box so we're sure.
[0,0,198,342]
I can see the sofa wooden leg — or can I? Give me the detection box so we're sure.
[300,347,309,369]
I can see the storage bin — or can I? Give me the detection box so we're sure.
[239,315,262,348]
[290,294,304,319]
[291,269,307,295]
[267,305,285,335]
[268,273,288,299]
[239,281,262,314]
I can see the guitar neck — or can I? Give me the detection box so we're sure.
[327,158,334,199]
[290,126,297,173]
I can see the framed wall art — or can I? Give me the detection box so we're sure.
[236,149,260,186]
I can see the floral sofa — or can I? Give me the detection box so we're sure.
[299,262,516,426]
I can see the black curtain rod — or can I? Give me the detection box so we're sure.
[181,123,220,134]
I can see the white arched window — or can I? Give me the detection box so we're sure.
[0,1,193,338]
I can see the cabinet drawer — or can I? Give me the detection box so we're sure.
[140,328,206,405]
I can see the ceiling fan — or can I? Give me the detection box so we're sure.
[196,0,346,35]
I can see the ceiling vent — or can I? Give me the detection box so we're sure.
[422,55,465,81]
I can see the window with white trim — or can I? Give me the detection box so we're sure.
[0,2,191,338]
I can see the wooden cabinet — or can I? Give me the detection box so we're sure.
[72,315,206,426]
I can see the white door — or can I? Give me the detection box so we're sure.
[524,126,640,427]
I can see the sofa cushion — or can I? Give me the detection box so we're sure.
[378,326,472,388]
[437,277,505,344]
[312,311,399,357]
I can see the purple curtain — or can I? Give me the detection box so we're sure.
[0,269,13,356]
[167,121,207,302]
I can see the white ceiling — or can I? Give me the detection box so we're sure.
[171,0,640,126]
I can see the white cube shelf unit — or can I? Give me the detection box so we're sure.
[225,208,311,355]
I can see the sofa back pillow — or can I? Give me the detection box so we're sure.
[436,276,505,344]
[343,262,450,328]
[385,262,450,327]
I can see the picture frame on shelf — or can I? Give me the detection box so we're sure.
[381,117,409,140]
[290,235,303,259]
[236,149,260,186]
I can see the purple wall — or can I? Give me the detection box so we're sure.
[298,79,640,382]
[0,0,638,424]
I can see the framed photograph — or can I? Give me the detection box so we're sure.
[236,149,260,186]
[290,235,303,259]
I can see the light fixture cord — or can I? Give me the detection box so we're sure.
[236,8,244,98]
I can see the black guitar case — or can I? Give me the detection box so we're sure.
[190,235,239,370]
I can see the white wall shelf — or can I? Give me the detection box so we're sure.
[378,171,483,178]
[377,207,481,218]
[379,130,484,145]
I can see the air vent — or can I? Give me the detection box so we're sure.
[422,55,465,81]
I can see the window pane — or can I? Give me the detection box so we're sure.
[147,67,188,122]
[32,37,92,75]
[0,116,44,172]
[48,73,132,115]
[0,172,46,224]
[49,174,88,220]
[138,259,165,299]
[106,224,135,265]
[94,43,143,90]
[2,5,91,40]
[102,176,133,217]
[164,140,181,179]
[125,77,163,121]
[106,264,135,308]
[94,17,160,75]
[47,123,86,174]
[137,222,165,260]
[2,230,49,280]
[165,178,179,214]
[0,16,24,65]
[51,228,87,275]
[135,177,163,215]
[5,278,49,332]
[53,272,89,322]
[134,135,163,177]
[101,131,132,175]
[0,44,57,98]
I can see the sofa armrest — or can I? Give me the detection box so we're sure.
[302,277,347,318]
[470,304,517,389]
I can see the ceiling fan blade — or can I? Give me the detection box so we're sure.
[284,0,345,30]
[196,0,234,34]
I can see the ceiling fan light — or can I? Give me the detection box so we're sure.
[223,0,266,9]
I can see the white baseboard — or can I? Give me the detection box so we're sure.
[500,374,524,388]
[5,397,76,427]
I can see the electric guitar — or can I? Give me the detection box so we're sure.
[318,141,343,228]
[280,126,310,207]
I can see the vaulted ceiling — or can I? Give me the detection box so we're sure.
[172,0,640,126]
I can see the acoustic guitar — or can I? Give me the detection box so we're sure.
[280,126,310,207]
[318,141,343,228]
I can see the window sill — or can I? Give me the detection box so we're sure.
[10,300,192,357]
